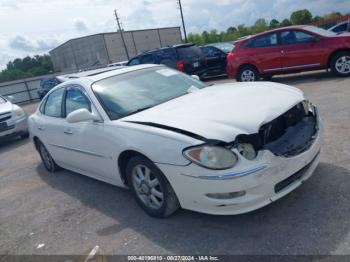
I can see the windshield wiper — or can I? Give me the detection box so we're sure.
[125,106,153,116]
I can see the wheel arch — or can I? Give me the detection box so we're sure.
[118,150,153,186]
[327,49,350,68]
[33,136,40,151]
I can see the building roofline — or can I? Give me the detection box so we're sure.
[49,26,181,54]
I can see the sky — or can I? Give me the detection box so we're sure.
[0,0,349,69]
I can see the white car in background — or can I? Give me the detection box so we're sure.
[0,95,28,140]
[28,65,321,217]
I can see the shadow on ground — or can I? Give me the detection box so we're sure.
[37,161,350,254]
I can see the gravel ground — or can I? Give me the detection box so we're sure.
[0,71,350,256]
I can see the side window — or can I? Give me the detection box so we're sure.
[65,87,91,116]
[141,54,155,64]
[281,30,314,45]
[44,88,65,117]
[246,33,278,48]
[128,58,141,66]
[201,47,218,57]
[332,23,347,33]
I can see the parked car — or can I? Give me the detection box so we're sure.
[200,42,234,77]
[127,43,207,78]
[328,20,350,34]
[29,64,321,217]
[37,77,62,99]
[0,95,28,140]
[226,25,350,81]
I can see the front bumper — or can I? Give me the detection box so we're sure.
[156,130,321,215]
[0,115,28,139]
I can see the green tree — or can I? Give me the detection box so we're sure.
[280,18,292,26]
[251,18,268,34]
[269,19,280,29]
[0,54,53,83]
[290,9,313,25]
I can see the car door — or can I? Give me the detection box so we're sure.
[202,46,225,71]
[243,32,283,74]
[35,87,71,165]
[59,85,119,181]
[280,30,326,71]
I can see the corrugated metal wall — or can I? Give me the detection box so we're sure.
[50,27,182,72]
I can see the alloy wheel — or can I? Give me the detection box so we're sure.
[241,69,256,81]
[335,56,350,74]
[131,164,164,210]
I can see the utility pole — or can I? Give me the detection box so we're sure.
[114,10,130,60]
[177,0,187,42]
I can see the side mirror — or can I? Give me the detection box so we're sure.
[6,95,14,102]
[66,108,101,123]
[191,75,200,81]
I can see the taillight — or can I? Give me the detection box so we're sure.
[227,52,234,62]
[176,60,184,72]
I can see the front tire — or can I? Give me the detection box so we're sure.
[126,156,180,218]
[237,65,260,82]
[330,52,350,77]
[38,141,60,172]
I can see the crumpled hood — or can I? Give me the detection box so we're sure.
[0,101,13,115]
[123,82,305,142]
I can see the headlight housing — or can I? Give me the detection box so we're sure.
[183,145,238,170]
[13,105,25,117]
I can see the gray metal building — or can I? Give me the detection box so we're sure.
[49,27,182,72]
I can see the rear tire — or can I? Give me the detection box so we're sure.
[126,156,180,218]
[330,51,350,77]
[237,65,260,82]
[38,141,60,172]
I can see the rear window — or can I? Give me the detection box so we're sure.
[176,46,203,59]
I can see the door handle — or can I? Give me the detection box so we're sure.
[64,129,73,135]
[37,126,44,131]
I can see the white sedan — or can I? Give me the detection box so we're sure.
[0,95,28,140]
[28,64,321,217]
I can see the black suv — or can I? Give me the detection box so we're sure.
[127,43,207,77]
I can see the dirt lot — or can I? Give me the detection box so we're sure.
[1,71,350,256]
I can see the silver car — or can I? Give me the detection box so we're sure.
[0,95,28,140]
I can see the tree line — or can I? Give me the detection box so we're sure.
[0,55,53,83]
[188,9,347,45]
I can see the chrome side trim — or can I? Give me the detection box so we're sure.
[264,63,321,72]
[181,165,268,180]
[50,143,109,159]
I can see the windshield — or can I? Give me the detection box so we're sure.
[92,67,207,120]
[210,42,235,53]
[303,25,336,36]
[0,96,6,104]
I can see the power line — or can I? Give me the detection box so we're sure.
[177,0,187,42]
[114,10,130,60]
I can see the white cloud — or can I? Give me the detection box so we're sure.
[0,0,349,69]
[73,17,89,32]
[9,35,60,52]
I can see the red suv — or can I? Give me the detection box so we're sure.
[226,25,350,81]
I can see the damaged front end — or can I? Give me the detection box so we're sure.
[235,101,319,158]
